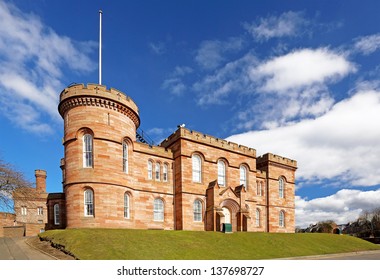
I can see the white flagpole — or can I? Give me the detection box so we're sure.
[99,10,102,85]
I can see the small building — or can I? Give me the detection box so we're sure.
[11,170,48,236]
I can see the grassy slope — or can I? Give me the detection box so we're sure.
[39,229,379,260]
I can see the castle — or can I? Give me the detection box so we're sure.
[6,83,297,236]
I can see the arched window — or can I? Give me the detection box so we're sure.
[54,204,60,225]
[217,160,226,186]
[153,198,164,221]
[124,193,130,219]
[240,165,247,188]
[155,162,161,181]
[193,200,202,222]
[123,141,128,173]
[148,160,153,180]
[163,164,168,182]
[279,210,285,227]
[83,134,93,168]
[256,181,262,196]
[255,209,260,227]
[192,154,202,183]
[84,189,94,217]
[279,177,285,198]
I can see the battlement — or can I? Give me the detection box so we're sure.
[257,153,297,168]
[135,141,173,159]
[58,83,140,127]
[160,127,256,157]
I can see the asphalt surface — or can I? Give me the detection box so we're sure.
[0,237,55,260]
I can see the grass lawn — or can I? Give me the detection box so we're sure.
[39,228,379,260]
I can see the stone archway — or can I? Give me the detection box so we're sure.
[219,199,240,232]
[333,228,341,234]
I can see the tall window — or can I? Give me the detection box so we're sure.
[84,189,94,216]
[240,165,247,188]
[256,181,262,196]
[148,160,153,180]
[21,206,27,216]
[123,141,128,174]
[279,210,285,227]
[124,193,130,219]
[163,164,168,182]
[193,200,202,222]
[54,204,60,225]
[153,198,164,221]
[217,160,226,186]
[37,207,43,215]
[279,177,285,198]
[155,163,161,181]
[192,154,201,183]
[255,209,260,227]
[83,134,93,168]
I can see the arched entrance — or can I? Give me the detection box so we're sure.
[333,228,341,234]
[219,199,240,232]
[219,207,231,231]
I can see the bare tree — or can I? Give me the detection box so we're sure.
[0,158,33,212]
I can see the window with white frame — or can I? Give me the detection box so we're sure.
[155,162,161,181]
[217,160,226,186]
[192,154,202,183]
[279,177,285,198]
[83,134,93,168]
[193,200,202,222]
[255,209,260,227]
[123,141,128,174]
[37,207,43,215]
[124,193,130,219]
[54,204,60,225]
[240,165,247,188]
[163,164,168,182]
[279,210,285,227]
[84,189,94,216]
[148,160,153,180]
[21,206,27,216]
[153,198,164,221]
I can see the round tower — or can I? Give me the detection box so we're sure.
[58,83,140,228]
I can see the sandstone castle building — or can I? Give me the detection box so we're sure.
[5,83,297,236]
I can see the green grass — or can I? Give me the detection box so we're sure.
[39,228,379,260]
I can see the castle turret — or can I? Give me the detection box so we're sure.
[58,83,140,228]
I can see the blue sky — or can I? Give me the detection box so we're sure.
[1,0,380,227]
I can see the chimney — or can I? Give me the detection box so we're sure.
[35,170,47,193]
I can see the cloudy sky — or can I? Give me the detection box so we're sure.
[0,0,380,228]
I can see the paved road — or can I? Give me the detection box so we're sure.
[0,237,54,260]
[281,249,380,260]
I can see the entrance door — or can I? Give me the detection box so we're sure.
[221,207,231,232]
[222,207,231,223]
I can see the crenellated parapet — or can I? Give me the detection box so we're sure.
[257,153,297,170]
[160,127,256,157]
[58,83,140,128]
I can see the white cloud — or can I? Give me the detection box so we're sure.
[193,52,257,105]
[354,33,380,55]
[250,48,356,92]
[149,42,166,55]
[296,189,380,228]
[227,89,380,187]
[243,11,308,41]
[0,1,95,134]
[162,66,193,96]
[195,37,244,70]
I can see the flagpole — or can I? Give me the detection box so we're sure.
[99,9,102,85]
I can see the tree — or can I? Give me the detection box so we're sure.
[0,158,33,212]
